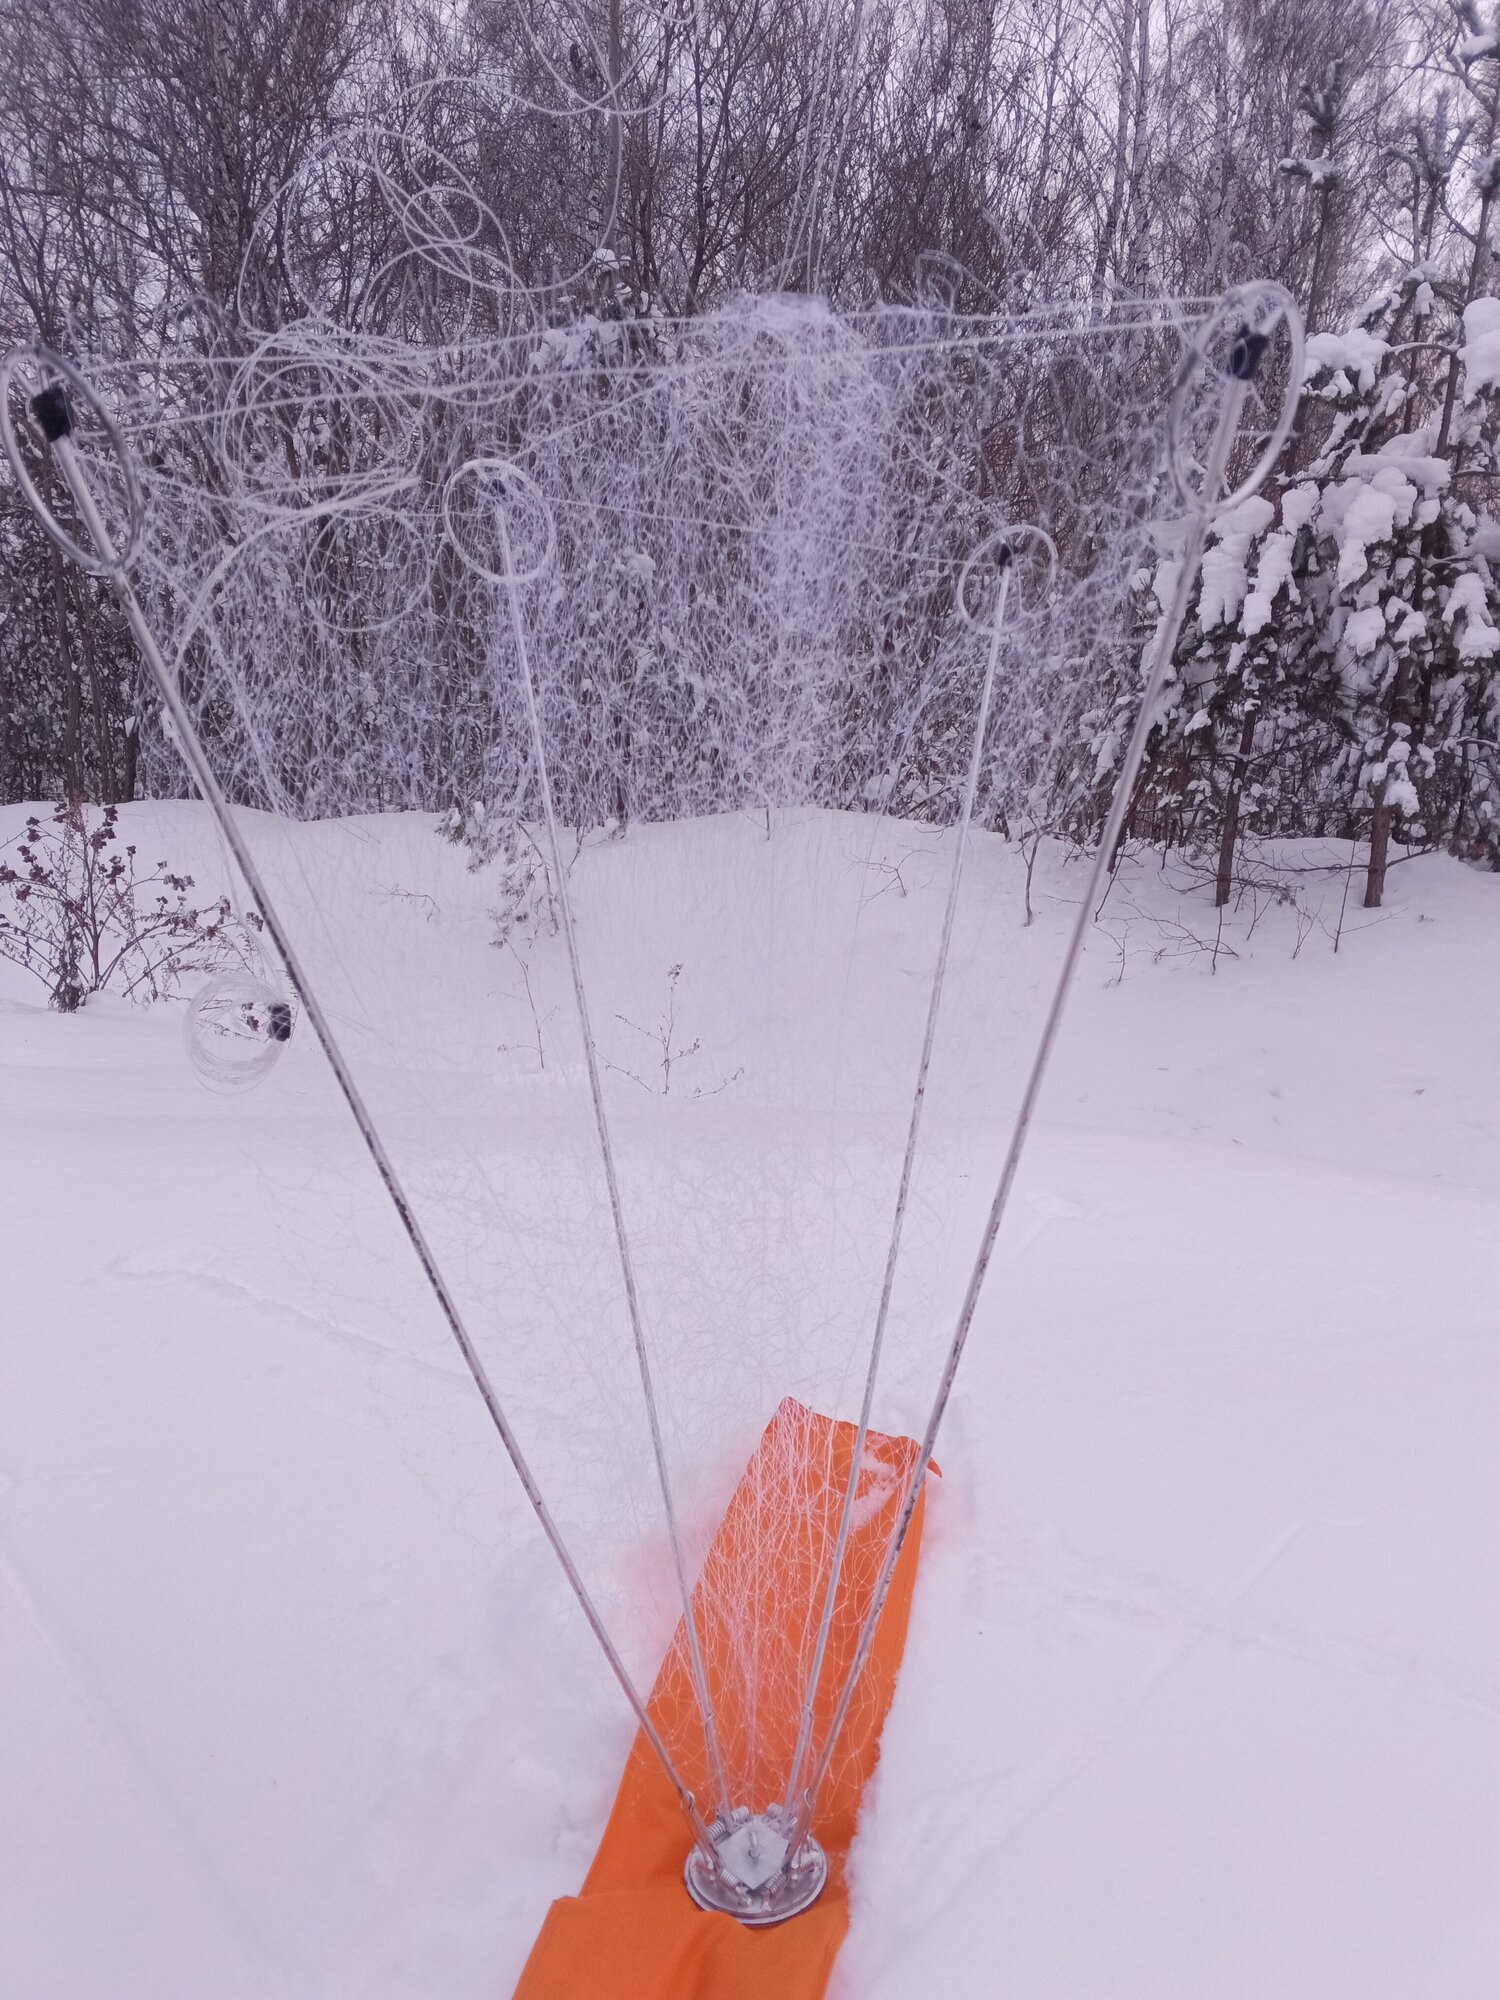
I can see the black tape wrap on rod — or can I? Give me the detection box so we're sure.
[1228,324,1271,383]
[31,383,72,442]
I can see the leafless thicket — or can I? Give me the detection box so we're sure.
[2,0,1496,908]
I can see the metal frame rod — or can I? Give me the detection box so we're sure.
[38,408,717,1853]
[781,545,1022,1822]
[787,356,1255,1858]
[494,507,736,1827]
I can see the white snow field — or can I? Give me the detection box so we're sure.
[2,800,1498,1999]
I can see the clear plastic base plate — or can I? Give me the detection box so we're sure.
[683,1808,828,1927]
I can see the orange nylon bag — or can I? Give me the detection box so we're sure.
[515,1397,932,2000]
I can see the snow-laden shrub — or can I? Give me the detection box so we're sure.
[1132,269,1500,904]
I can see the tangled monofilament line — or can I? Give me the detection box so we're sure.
[119,293,1169,838]
[47,108,1260,841]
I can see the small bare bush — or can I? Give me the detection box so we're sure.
[0,800,247,1012]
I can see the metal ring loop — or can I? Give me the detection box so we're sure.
[0,344,144,576]
[1167,281,1305,515]
[956,522,1058,628]
[440,455,556,587]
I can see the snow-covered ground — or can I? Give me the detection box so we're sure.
[2,801,1497,1999]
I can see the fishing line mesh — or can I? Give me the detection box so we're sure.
[1,115,1301,1828]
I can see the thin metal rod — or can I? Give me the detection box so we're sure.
[781,558,1015,1821]
[495,509,735,1828]
[47,426,717,1853]
[788,368,1252,1856]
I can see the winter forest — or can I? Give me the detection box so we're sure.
[3,0,1500,910]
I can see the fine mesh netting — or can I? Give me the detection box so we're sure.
[0,114,1303,1840]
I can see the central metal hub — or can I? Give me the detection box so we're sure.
[683,1807,828,1926]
